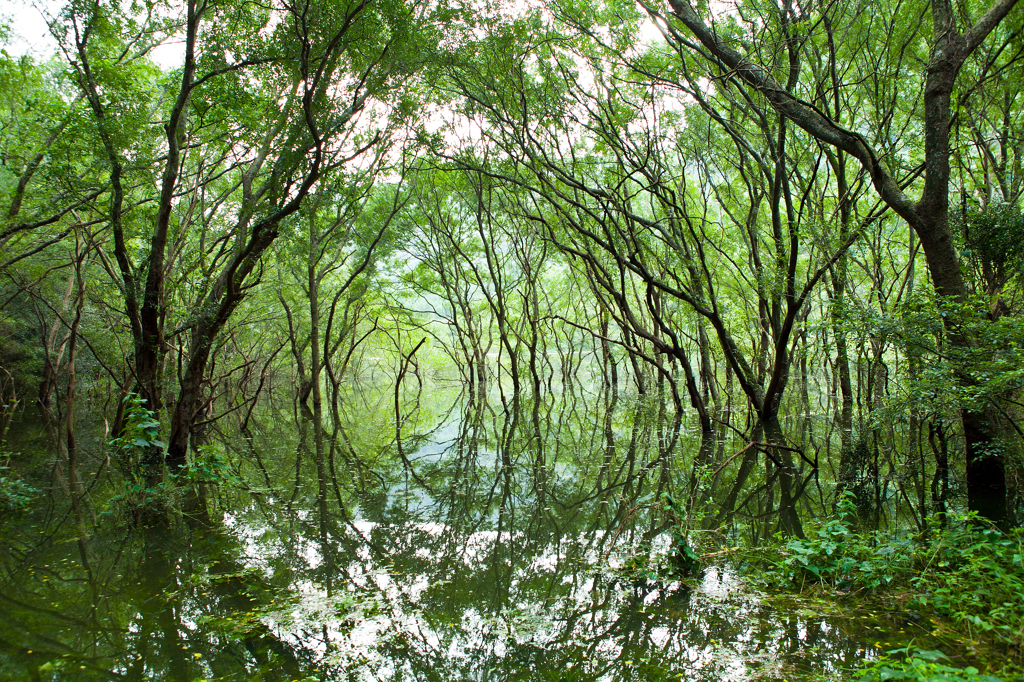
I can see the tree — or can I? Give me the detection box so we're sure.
[635,0,1020,524]
[45,0,430,481]
[435,11,882,534]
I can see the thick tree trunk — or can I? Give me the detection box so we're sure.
[963,406,1008,522]
[919,17,1009,524]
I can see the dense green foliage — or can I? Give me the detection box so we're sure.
[756,510,1024,649]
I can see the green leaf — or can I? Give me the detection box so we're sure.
[912,650,947,662]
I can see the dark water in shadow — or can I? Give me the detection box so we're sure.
[0,385,924,680]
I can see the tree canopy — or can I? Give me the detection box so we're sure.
[1,0,1022,530]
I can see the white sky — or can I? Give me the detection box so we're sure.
[2,0,663,68]
[1,0,185,68]
[1,0,52,56]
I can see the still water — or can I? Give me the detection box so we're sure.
[0,383,921,680]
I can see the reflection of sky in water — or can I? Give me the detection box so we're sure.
[224,507,866,681]
[0,391,913,681]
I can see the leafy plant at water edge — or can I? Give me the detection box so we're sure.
[177,445,241,487]
[764,493,911,590]
[108,393,165,476]
[854,647,1003,681]
[103,393,174,521]
[100,478,180,525]
[612,494,705,584]
[746,509,1024,669]
[662,494,701,577]
[910,523,1024,651]
[0,460,36,512]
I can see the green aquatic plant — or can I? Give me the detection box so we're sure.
[104,403,245,523]
[108,393,165,476]
[764,492,911,591]
[663,493,701,577]
[909,523,1024,652]
[854,647,1003,681]
[0,461,35,512]
[103,393,175,522]
[179,445,241,487]
[744,508,1024,674]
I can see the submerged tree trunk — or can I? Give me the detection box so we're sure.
[763,417,805,538]
[65,233,93,566]
[308,228,334,589]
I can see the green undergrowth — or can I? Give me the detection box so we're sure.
[733,500,1024,680]
[855,647,1005,681]
[0,456,36,512]
[102,393,243,524]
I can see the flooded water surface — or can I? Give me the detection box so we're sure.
[0,385,928,681]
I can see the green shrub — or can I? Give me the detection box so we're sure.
[108,393,165,476]
[855,648,1003,681]
[0,464,35,512]
[663,494,701,577]
[178,445,240,487]
[744,508,1024,672]
[911,523,1024,650]
[760,493,912,591]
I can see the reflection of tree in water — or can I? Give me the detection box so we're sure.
[0,385,878,680]
[126,523,309,681]
[0,511,317,680]
[227,384,874,680]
